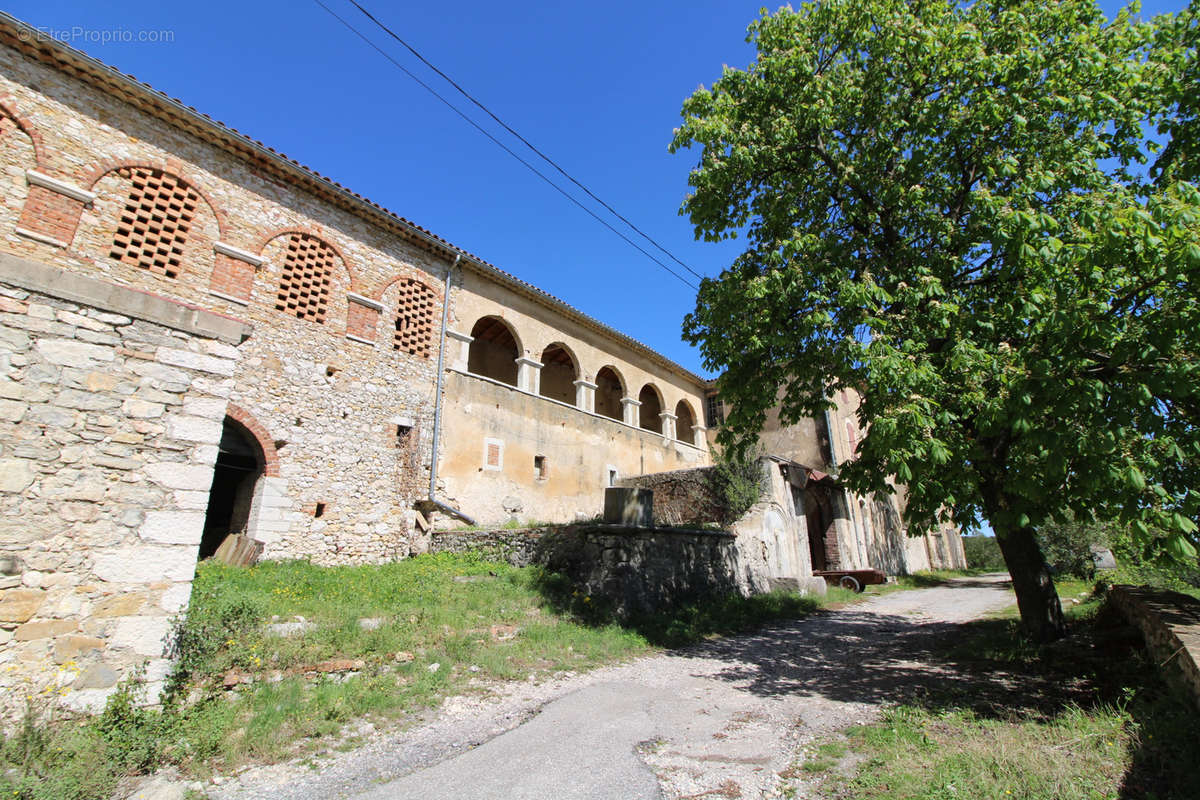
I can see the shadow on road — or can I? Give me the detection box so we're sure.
[682,599,1199,800]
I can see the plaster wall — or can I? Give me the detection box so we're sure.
[438,369,708,526]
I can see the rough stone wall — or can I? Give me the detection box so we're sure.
[536,525,744,618]
[0,259,245,717]
[614,467,724,527]
[429,528,546,567]
[1108,585,1200,710]
[0,44,446,562]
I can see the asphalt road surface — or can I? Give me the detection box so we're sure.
[212,574,1016,800]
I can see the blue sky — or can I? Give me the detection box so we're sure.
[3,0,1188,378]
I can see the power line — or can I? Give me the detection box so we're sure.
[313,0,698,290]
[344,0,707,283]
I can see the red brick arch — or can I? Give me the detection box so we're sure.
[224,403,280,477]
[78,158,230,241]
[253,227,359,290]
[0,95,47,169]
[379,271,443,304]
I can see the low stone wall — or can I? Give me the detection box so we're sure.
[1108,585,1200,709]
[535,525,742,618]
[615,466,724,527]
[0,259,249,718]
[430,528,548,567]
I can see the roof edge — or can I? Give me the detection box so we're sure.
[0,12,705,386]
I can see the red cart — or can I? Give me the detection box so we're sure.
[813,569,887,593]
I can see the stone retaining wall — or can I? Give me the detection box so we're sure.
[0,258,247,718]
[1108,585,1200,709]
[430,528,548,567]
[536,525,742,618]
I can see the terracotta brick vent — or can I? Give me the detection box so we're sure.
[393,279,436,357]
[108,167,199,278]
[275,233,335,323]
[486,441,501,468]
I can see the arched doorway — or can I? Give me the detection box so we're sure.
[200,417,265,559]
[804,485,839,572]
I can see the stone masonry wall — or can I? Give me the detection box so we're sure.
[1108,585,1200,710]
[0,43,445,564]
[0,256,247,718]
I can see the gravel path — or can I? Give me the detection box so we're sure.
[209,574,1016,800]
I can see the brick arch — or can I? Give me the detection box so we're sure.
[224,403,280,477]
[0,95,46,169]
[254,227,359,290]
[379,271,441,300]
[79,159,230,241]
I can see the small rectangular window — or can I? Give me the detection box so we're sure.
[607,467,618,487]
[534,455,547,480]
[396,424,413,448]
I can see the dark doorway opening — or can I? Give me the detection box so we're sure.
[200,417,264,559]
[805,485,838,572]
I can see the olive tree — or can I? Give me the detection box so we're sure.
[672,0,1200,641]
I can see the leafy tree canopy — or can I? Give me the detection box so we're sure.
[672,0,1200,639]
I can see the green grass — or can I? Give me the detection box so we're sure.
[801,586,1200,800]
[0,552,848,798]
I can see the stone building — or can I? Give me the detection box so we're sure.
[0,11,958,717]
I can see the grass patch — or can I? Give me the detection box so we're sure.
[2,552,844,797]
[805,586,1200,800]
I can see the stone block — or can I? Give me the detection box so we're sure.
[0,588,45,622]
[93,592,148,618]
[111,616,171,656]
[0,398,27,422]
[165,414,222,444]
[34,339,116,368]
[53,389,120,411]
[144,462,214,491]
[122,398,165,419]
[140,511,205,545]
[160,583,192,613]
[603,487,653,527]
[181,396,227,419]
[73,663,119,690]
[14,619,78,640]
[54,635,105,663]
[155,347,235,376]
[92,545,199,583]
[0,459,35,493]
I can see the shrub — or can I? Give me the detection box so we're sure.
[707,445,766,525]
[961,536,1005,571]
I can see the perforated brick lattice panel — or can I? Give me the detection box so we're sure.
[486,442,501,468]
[393,279,436,358]
[108,168,199,279]
[275,233,336,323]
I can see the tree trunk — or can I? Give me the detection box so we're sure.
[993,522,1066,643]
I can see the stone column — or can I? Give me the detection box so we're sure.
[516,357,543,394]
[659,411,677,440]
[620,397,642,427]
[574,379,597,413]
[691,423,708,449]
[445,329,473,371]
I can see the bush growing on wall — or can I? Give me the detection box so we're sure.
[707,446,766,526]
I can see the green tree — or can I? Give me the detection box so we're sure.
[672,0,1200,641]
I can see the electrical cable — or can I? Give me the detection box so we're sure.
[313,0,698,290]
[344,0,707,281]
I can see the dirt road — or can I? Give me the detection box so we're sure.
[211,574,1016,800]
